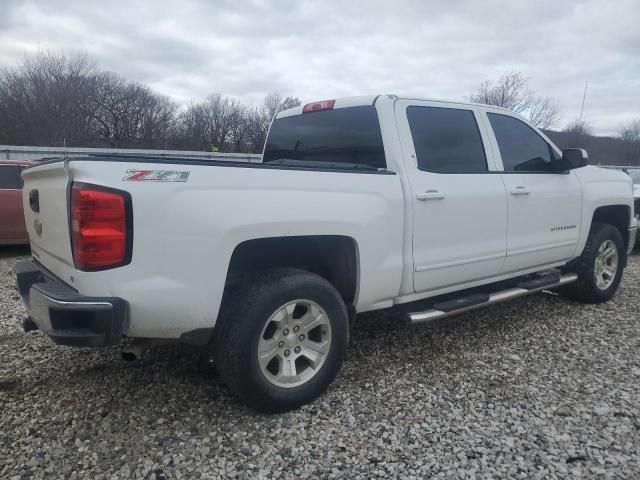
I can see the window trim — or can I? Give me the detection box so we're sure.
[406,105,489,174]
[483,110,564,174]
[393,99,503,174]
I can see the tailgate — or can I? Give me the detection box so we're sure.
[21,160,75,270]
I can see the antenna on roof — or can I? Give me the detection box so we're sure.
[578,80,588,123]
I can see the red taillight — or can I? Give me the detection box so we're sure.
[302,99,335,113]
[70,184,130,270]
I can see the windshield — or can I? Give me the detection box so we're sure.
[263,106,386,170]
[628,169,640,184]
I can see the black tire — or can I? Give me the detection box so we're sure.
[561,222,626,303]
[213,268,349,413]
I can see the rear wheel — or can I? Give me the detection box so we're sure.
[562,223,625,303]
[213,269,349,413]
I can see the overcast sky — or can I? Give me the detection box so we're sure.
[1,0,638,135]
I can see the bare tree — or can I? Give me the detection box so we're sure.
[203,94,244,150]
[527,96,561,131]
[563,119,594,147]
[242,93,301,153]
[470,72,529,111]
[91,72,177,148]
[564,119,594,137]
[227,104,252,152]
[619,119,640,165]
[260,93,301,123]
[176,94,245,151]
[175,93,302,154]
[0,50,301,153]
[139,93,177,149]
[244,107,269,153]
[469,71,561,129]
[619,119,640,143]
[0,51,99,146]
[177,102,208,150]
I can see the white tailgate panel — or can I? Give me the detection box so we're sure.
[22,162,75,276]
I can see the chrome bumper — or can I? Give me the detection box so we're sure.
[15,261,126,347]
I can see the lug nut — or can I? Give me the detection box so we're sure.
[299,334,305,341]
[293,326,299,332]
[294,346,301,354]
[278,341,284,348]
[284,349,290,357]
[283,329,289,336]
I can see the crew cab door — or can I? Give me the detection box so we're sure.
[395,100,508,293]
[481,109,582,273]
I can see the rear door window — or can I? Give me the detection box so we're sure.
[263,106,386,170]
[0,165,21,189]
[406,106,488,173]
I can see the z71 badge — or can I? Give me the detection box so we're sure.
[122,169,190,182]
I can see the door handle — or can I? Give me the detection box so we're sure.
[509,186,530,196]
[416,189,445,201]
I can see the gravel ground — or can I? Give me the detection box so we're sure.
[1,246,639,479]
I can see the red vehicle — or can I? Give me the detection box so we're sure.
[0,160,32,245]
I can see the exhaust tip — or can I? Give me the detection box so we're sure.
[23,317,38,333]
[121,339,175,362]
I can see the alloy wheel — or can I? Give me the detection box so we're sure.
[257,299,332,388]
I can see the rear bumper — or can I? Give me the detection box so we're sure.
[0,237,29,246]
[15,261,126,347]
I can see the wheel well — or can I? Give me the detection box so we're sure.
[592,205,630,249]
[225,235,358,305]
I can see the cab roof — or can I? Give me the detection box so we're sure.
[276,94,512,119]
[0,159,34,166]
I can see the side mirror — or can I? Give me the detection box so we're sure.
[560,148,588,170]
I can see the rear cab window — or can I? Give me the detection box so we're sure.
[0,165,22,189]
[263,106,387,171]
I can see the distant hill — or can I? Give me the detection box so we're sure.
[544,130,639,167]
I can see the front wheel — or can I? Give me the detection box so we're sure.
[561,222,626,303]
[213,269,349,413]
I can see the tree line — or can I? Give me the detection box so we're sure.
[0,53,638,164]
[0,52,300,153]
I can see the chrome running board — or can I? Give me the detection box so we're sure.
[409,273,578,324]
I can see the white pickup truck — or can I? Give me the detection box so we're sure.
[15,95,637,412]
